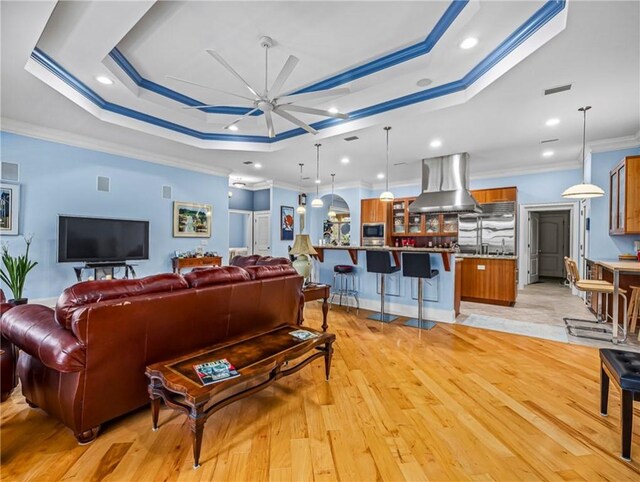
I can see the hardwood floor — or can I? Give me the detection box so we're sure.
[2,302,640,481]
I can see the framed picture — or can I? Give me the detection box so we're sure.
[281,205,294,240]
[173,201,212,238]
[0,183,20,236]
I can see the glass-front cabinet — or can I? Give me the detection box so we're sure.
[424,214,440,234]
[392,200,407,234]
[388,197,460,239]
[442,214,458,234]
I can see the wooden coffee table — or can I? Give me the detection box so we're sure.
[146,325,335,469]
[302,283,330,332]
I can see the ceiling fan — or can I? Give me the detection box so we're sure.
[168,36,350,138]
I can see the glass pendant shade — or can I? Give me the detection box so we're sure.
[311,198,324,208]
[379,191,394,202]
[561,183,605,199]
[327,209,336,218]
[296,205,306,214]
[562,106,604,200]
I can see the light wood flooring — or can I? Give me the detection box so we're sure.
[2,303,640,481]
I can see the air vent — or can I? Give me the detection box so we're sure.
[344,136,359,142]
[302,176,311,180]
[541,138,559,144]
[162,185,172,199]
[1,162,19,182]
[243,161,253,165]
[97,176,110,192]
[544,84,572,96]
[394,162,406,166]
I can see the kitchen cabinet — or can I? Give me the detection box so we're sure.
[361,198,392,245]
[609,155,640,235]
[471,187,517,204]
[460,257,517,306]
[388,197,458,238]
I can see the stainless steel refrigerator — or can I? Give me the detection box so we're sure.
[458,202,516,255]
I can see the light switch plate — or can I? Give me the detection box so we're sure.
[477,265,486,270]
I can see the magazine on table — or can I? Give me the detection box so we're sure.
[289,329,320,341]
[193,359,240,385]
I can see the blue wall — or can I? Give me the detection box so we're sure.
[228,186,253,211]
[0,131,229,299]
[229,212,248,248]
[254,189,270,211]
[589,147,640,257]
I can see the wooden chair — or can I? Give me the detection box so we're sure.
[563,257,628,342]
[627,286,640,340]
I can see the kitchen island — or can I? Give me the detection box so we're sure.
[311,245,462,321]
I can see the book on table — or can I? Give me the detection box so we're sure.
[193,359,240,385]
[289,329,320,341]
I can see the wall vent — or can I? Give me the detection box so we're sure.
[243,161,253,165]
[97,176,110,192]
[544,84,572,96]
[1,162,19,182]
[344,136,359,142]
[541,138,559,144]
[162,185,172,199]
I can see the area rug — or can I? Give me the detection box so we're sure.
[460,314,569,343]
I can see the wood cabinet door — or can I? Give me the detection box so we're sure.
[471,190,486,204]
[625,156,640,233]
[610,169,619,233]
[461,258,516,303]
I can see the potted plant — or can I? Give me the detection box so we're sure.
[1,236,38,305]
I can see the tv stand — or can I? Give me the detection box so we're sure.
[73,262,137,283]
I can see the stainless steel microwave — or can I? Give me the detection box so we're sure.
[362,222,385,246]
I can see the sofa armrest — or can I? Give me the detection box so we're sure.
[1,305,85,373]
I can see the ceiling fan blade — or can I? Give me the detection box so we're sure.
[166,76,255,102]
[268,55,299,99]
[181,105,222,110]
[206,49,260,98]
[276,87,350,104]
[223,107,260,130]
[265,111,276,138]
[277,104,349,120]
[273,109,318,135]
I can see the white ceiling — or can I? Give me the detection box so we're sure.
[1,1,639,189]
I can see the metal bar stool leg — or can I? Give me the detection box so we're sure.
[368,274,397,322]
[404,278,436,330]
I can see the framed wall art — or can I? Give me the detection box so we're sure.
[280,205,294,241]
[173,201,212,238]
[0,183,20,235]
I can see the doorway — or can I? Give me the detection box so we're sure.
[253,211,271,256]
[229,210,253,259]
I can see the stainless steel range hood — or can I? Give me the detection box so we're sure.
[408,153,481,214]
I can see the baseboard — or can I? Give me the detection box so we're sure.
[325,296,456,323]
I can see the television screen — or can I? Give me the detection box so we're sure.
[58,216,149,263]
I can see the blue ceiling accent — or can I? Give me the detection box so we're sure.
[31,0,565,145]
[109,0,469,112]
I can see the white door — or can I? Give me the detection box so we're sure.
[539,213,569,277]
[528,212,540,284]
[253,212,271,256]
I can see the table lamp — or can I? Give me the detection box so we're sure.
[289,234,317,283]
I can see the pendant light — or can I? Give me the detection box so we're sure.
[379,126,394,202]
[296,163,306,214]
[311,143,324,208]
[327,173,336,218]
[562,106,604,199]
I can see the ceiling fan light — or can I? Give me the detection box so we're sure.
[562,183,605,199]
[311,198,324,208]
[380,191,394,202]
[296,205,306,214]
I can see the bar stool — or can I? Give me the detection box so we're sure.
[366,251,400,322]
[329,265,359,313]
[563,257,628,343]
[402,252,439,330]
[627,286,640,340]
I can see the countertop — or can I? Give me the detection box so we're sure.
[586,258,640,272]
[455,254,518,260]
[312,245,455,253]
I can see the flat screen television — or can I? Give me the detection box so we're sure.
[58,216,149,263]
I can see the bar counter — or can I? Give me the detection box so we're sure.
[312,245,456,271]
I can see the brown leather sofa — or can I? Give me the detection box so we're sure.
[1,260,302,443]
[1,290,18,402]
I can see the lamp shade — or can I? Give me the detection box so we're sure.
[379,191,394,202]
[561,183,605,199]
[289,234,318,256]
[311,197,324,208]
[296,205,306,214]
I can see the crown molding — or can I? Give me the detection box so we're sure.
[589,130,640,154]
[469,160,580,180]
[0,118,232,177]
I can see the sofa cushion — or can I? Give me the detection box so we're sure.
[55,273,188,329]
[184,266,251,288]
[229,254,261,268]
[256,256,292,266]
[244,265,299,280]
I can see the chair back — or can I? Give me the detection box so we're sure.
[402,252,433,279]
[564,257,580,284]
[366,251,395,274]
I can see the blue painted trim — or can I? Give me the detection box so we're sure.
[30,0,565,144]
[109,0,468,111]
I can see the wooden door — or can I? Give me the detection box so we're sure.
[528,212,540,284]
[538,212,569,278]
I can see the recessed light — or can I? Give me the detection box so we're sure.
[228,125,239,131]
[430,139,442,148]
[315,179,321,184]
[416,78,433,87]
[545,118,560,127]
[377,173,385,179]
[460,37,478,50]
[328,107,339,114]
[341,157,350,164]
[542,150,554,158]
[254,163,262,169]
[96,76,114,85]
